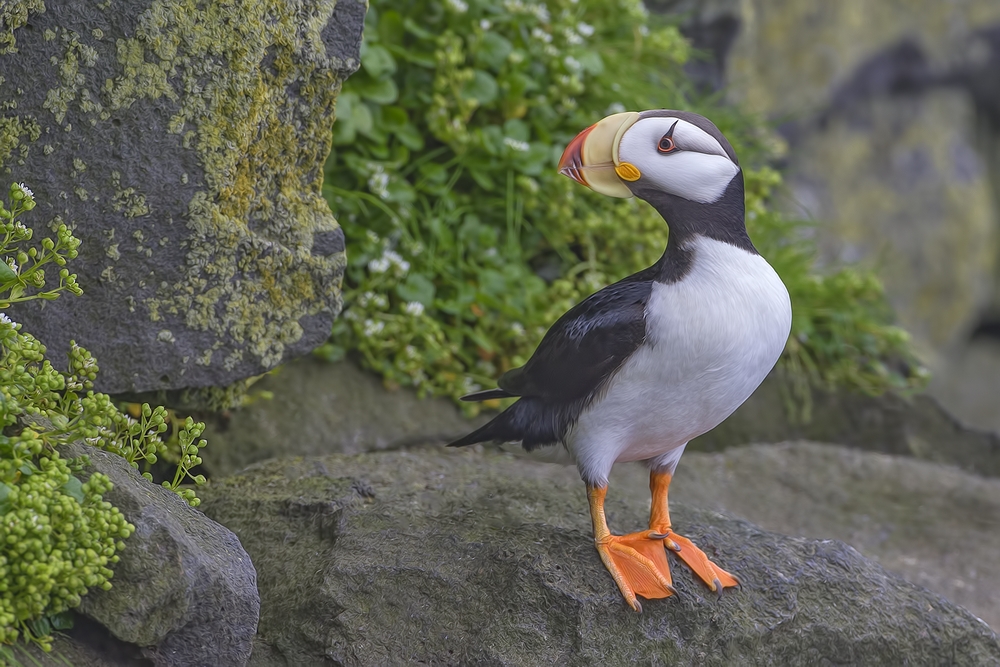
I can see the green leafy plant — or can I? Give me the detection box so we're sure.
[0,183,207,652]
[321,0,926,412]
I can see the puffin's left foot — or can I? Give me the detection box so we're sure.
[651,530,739,594]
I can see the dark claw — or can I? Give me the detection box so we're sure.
[634,599,643,613]
[649,532,669,540]
[666,583,678,596]
[713,578,723,598]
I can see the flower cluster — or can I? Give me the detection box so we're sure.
[0,183,210,651]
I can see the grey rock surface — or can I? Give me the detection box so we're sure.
[65,442,259,667]
[693,370,1000,477]
[198,447,1000,666]
[676,442,1000,629]
[200,357,488,478]
[0,0,365,394]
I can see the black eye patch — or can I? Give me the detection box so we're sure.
[657,120,680,154]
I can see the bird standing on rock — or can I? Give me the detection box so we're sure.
[449,110,792,611]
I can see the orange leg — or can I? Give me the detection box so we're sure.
[648,470,739,595]
[587,485,676,612]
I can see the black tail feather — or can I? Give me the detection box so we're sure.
[460,387,514,402]
[446,398,569,450]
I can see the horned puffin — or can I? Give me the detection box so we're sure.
[449,110,792,611]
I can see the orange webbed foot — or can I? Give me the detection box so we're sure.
[651,530,739,595]
[596,530,677,612]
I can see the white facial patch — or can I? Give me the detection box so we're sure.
[617,117,740,204]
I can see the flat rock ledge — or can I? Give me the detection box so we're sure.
[197,447,1000,666]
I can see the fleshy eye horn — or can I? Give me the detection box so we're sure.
[657,135,676,154]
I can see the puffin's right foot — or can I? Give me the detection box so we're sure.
[588,484,676,612]
[595,531,677,611]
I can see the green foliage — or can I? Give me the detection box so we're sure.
[0,183,207,652]
[322,0,926,411]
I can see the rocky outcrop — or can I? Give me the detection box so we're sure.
[65,443,259,667]
[675,441,1000,629]
[0,0,365,395]
[198,447,1000,665]
[199,356,488,479]
[692,370,1000,477]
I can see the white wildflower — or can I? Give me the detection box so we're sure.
[531,27,552,43]
[480,19,492,30]
[576,21,594,37]
[564,29,583,46]
[0,313,13,327]
[373,294,388,309]
[5,258,17,273]
[446,0,468,12]
[368,256,390,274]
[366,230,380,243]
[404,345,419,359]
[13,182,33,199]
[403,301,425,317]
[363,319,385,336]
[531,3,550,22]
[509,322,525,336]
[564,55,581,71]
[504,137,530,152]
[639,25,649,36]
[385,249,410,273]
[544,44,559,57]
[367,165,390,200]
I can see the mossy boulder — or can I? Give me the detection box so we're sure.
[199,447,1000,665]
[0,0,365,394]
[65,443,259,667]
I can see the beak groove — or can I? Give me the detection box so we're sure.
[558,124,595,187]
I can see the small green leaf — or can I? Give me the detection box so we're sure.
[19,463,33,476]
[0,261,16,283]
[49,611,75,630]
[476,33,513,71]
[379,10,404,44]
[503,118,530,142]
[361,43,397,79]
[461,70,498,105]
[396,273,436,306]
[355,76,399,105]
[0,482,12,514]
[394,122,424,151]
[62,475,85,502]
[381,105,408,130]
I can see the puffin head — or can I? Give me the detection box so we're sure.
[558,110,740,205]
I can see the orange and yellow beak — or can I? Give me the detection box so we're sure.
[557,111,640,198]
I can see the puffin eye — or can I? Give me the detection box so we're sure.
[657,135,676,154]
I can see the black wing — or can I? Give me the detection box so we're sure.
[490,277,652,404]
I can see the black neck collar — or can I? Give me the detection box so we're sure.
[632,174,756,284]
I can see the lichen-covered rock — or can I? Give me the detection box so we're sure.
[0,0,365,394]
[65,443,259,667]
[198,447,1000,666]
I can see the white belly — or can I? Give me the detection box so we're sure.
[567,236,791,484]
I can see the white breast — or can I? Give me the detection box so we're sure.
[567,236,791,485]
